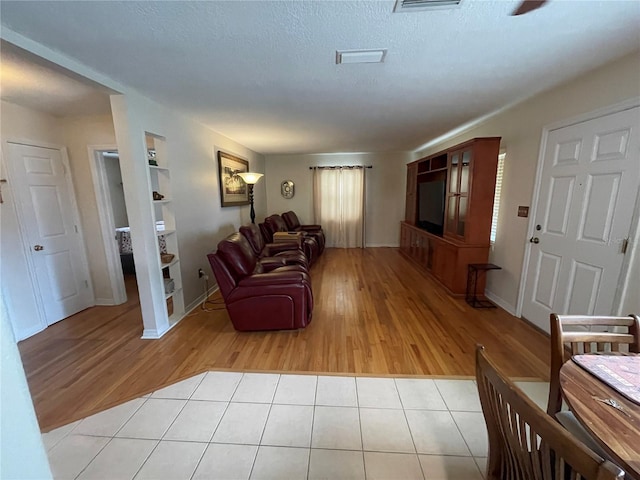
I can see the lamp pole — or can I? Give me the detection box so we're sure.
[247,183,256,224]
[236,172,264,225]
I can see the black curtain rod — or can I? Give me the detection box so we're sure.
[309,165,372,170]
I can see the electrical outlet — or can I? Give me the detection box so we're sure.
[198,268,205,278]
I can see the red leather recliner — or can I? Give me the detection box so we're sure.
[263,215,320,264]
[207,232,313,331]
[282,211,325,254]
[239,223,309,271]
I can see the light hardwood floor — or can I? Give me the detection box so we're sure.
[19,248,550,431]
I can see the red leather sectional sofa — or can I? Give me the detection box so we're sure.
[207,212,324,331]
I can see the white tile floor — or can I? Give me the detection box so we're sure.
[42,372,550,480]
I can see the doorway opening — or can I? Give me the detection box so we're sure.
[91,148,135,305]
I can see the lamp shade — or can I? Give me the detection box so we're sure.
[237,172,264,185]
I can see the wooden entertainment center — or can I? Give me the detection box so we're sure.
[400,137,501,295]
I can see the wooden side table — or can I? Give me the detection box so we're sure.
[273,231,304,248]
[466,263,501,308]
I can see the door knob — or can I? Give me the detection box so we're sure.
[529,237,539,244]
[33,245,44,251]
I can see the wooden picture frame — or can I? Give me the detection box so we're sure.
[217,151,249,207]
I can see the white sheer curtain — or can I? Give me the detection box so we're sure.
[312,167,365,248]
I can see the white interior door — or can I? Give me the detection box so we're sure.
[7,142,93,325]
[521,107,640,331]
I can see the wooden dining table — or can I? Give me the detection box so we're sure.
[560,358,640,479]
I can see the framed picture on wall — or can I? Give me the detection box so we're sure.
[217,150,249,207]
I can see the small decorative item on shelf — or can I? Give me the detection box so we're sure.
[163,278,175,295]
[160,253,175,264]
[152,191,165,201]
[148,149,157,166]
[166,296,174,316]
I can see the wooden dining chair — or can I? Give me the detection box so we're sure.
[475,345,624,480]
[547,313,640,417]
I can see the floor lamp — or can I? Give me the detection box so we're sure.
[237,172,264,224]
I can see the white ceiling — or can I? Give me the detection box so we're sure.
[0,42,113,117]
[1,0,639,154]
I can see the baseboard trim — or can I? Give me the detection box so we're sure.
[140,285,220,340]
[365,243,399,248]
[15,324,47,342]
[185,285,220,314]
[485,290,517,316]
[94,298,116,306]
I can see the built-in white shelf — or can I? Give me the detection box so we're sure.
[161,257,180,270]
[165,287,182,300]
[143,133,185,340]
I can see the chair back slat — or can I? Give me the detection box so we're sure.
[476,345,624,480]
[560,316,635,327]
[563,332,634,345]
[547,314,640,416]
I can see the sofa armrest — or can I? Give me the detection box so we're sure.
[264,242,302,255]
[238,271,309,287]
[258,257,287,271]
[299,225,322,231]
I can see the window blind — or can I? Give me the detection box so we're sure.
[490,153,506,243]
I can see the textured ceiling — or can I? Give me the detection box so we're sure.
[0,42,113,117]
[1,1,639,154]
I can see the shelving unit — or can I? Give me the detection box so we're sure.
[145,133,185,330]
[401,137,500,295]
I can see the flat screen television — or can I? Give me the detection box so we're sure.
[417,179,446,235]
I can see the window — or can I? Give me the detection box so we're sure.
[312,167,365,248]
[490,152,506,243]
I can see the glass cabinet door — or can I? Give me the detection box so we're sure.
[448,153,459,193]
[446,195,457,235]
[460,150,471,194]
[445,149,472,239]
[446,152,460,236]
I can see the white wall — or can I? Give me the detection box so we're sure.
[0,296,52,479]
[59,114,118,302]
[265,152,410,247]
[0,101,62,339]
[414,51,640,320]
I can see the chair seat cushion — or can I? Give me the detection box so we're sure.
[555,411,608,458]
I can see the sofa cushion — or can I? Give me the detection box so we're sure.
[216,232,258,279]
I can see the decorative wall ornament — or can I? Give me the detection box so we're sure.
[281,180,295,199]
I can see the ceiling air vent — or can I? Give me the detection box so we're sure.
[393,0,462,13]
[336,49,387,65]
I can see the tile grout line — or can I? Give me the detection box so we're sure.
[189,371,245,480]
[441,381,485,478]
[394,378,427,480]
[127,392,194,479]
[109,373,210,480]
[72,395,152,480]
[354,377,367,480]
[247,373,281,480]
[305,375,320,480]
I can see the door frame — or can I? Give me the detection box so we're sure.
[516,97,640,319]
[88,145,127,305]
[2,137,96,328]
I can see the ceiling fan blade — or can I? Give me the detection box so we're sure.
[512,0,548,16]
